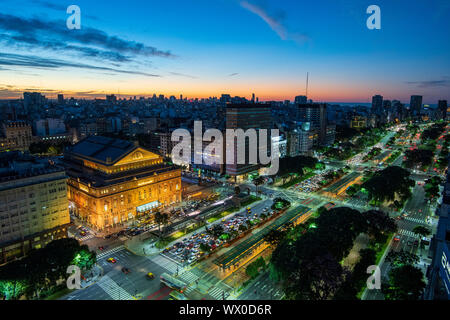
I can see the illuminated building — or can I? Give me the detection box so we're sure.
[0,121,33,152]
[225,103,272,180]
[64,136,181,230]
[350,116,367,129]
[0,152,70,264]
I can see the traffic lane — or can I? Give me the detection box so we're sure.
[64,283,112,300]
[239,272,283,300]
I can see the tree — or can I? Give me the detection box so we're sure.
[382,265,426,300]
[199,243,211,253]
[386,250,419,267]
[263,229,287,246]
[412,225,431,238]
[154,212,169,236]
[253,176,265,194]
[363,210,397,242]
[362,166,414,205]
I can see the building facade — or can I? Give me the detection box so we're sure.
[0,121,33,152]
[225,103,272,180]
[64,136,182,230]
[0,152,69,265]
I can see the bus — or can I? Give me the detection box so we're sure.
[160,273,187,293]
[170,290,188,300]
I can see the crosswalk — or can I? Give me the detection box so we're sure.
[78,234,96,242]
[97,275,134,300]
[404,217,427,224]
[208,287,229,300]
[178,270,199,285]
[398,229,421,238]
[150,254,179,274]
[97,245,125,259]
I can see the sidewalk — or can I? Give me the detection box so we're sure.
[80,264,103,289]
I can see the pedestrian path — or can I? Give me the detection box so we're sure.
[149,254,179,274]
[208,286,229,300]
[399,229,420,238]
[404,217,427,224]
[178,270,199,285]
[97,275,134,300]
[97,245,125,259]
[77,234,96,242]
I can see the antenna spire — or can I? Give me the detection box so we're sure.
[306,72,309,98]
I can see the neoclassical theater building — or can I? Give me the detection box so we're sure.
[64,136,181,230]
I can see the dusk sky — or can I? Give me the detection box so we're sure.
[0,0,449,103]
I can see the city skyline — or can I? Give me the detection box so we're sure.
[0,0,449,103]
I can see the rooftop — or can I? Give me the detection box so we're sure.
[66,135,139,165]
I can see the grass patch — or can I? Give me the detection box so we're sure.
[44,287,74,300]
[374,233,394,265]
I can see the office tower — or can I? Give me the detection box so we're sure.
[252,93,255,103]
[295,95,307,104]
[57,94,65,105]
[425,168,450,300]
[410,95,423,115]
[371,95,383,114]
[297,103,327,145]
[64,136,182,230]
[23,92,46,112]
[383,100,391,112]
[0,152,70,264]
[225,103,272,180]
[438,100,448,120]
[106,94,117,104]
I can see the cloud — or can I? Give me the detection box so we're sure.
[239,1,309,44]
[405,79,450,88]
[228,73,239,77]
[0,53,161,77]
[32,0,100,21]
[0,13,176,63]
[169,72,198,79]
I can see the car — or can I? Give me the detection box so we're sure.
[98,246,105,251]
[80,231,87,236]
[121,267,131,274]
[107,258,117,263]
[393,235,401,241]
[147,272,155,280]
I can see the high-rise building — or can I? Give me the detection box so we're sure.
[297,103,327,145]
[425,167,450,300]
[64,136,181,230]
[410,95,423,115]
[225,103,272,180]
[23,92,46,112]
[57,94,65,105]
[295,95,307,104]
[106,94,117,104]
[438,100,448,120]
[0,152,70,264]
[371,95,383,115]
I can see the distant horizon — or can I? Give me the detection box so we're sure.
[0,0,449,103]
